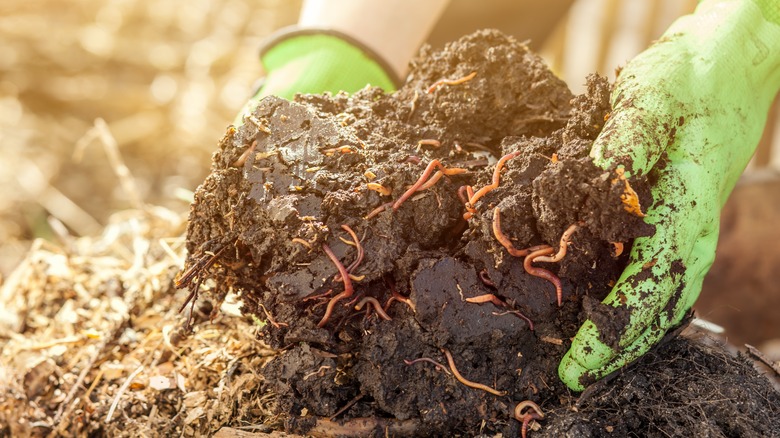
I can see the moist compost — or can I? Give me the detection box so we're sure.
[179,30,778,437]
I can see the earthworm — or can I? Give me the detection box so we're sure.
[383,281,416,312]
[467,292,535,331]
[317,243,355,328]
[417,171,445,192]
[532,223,580,263]
[417,167,468,191]
[321,145,355,155]
[461,185,477,219]
[427,71,477,94]
[404,357,451,375]
[334,225,363,281]
[492,310,534,331]
[514,400,545,438]
[441,348,507,397]
[258,303,288,329]
[478,269,496,288]
[408,89,420,118]
[393,159,458,210]
[291,237,312,250]
[354,297,392,321]
[492,207,551,257]
[302,289,333,302]
[523,246,562,307]
[366,182,392,196]
[465,293,505,307]
[468,151,522,209]
[365,201,393,219]
[457,185,471,205]
[417,139,441,148]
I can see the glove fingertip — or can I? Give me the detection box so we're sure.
[558,350,588,392]
[568,320,616,369]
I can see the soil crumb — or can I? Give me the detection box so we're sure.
[179,30,779,437]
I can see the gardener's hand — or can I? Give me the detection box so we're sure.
[233,27,399,124]
[234,0,448,124]
[559,0,780,391]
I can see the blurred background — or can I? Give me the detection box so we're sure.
[1,0,777,351]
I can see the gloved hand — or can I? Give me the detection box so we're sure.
[235,27,400,124]
[559,0,780,391]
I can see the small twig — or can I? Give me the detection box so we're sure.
[231,140,257,167]
[106,365,144,423]
[74,118,143,210]
[52,351,99,424]
[746,344,780,376]
[50,320,127,436]
[175,245,227,290]
[329,393,365,420]
[441,348,506,396]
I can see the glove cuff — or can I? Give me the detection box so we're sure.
[259,26,402,88]
[255,26,401,101]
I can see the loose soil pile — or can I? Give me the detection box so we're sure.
[179,30,779,437]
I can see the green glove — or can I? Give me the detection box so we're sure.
[235,27,400,125]
[559,0,780,391]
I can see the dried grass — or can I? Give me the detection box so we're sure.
[0,0,300,273]
[0,1,301,435]
[0,203,280,436]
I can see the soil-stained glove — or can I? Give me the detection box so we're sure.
[559,0,780,391]
[235,27,400,124]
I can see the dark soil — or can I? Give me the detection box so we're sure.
[180,30,779,437]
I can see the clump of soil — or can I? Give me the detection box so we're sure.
[179,30,777,437]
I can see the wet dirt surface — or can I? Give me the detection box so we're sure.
[180,30,779,437]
